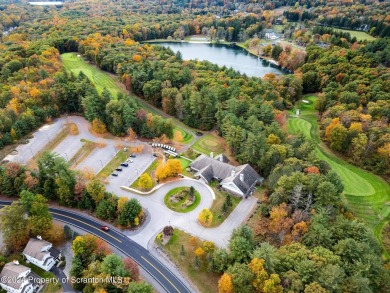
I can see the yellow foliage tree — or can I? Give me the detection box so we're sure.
[117,197,128,213]
[198,208,213,226]
[194,247,205,258]
[92,118,107,134]
[349,122,362,133]
[137,173,154,190]
[218,273,233,293]
[325,118,340,141]
[174,130,184,142]
[249,258,269,292]
[29,87,40,98]
[266,134,281,145]
[155,159,182,181]
[10,128,18,142]
[378,142,390,159]
[263,274,283,293]
[132,54,142,62]
[7,97,22,114]
[70,124,79,135]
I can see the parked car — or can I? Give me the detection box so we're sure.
[115,168,122,171]
[101,226,110,231]
[111,173,118,177]
[196,131,203,136]
[120,163,129,167]
[153,153,158,157]
[130,153,136,158]
[126,159,134,163]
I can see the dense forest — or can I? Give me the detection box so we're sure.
[0,1,389,292]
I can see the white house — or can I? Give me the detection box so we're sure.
[22,236,61,272]
[0,261,40,293]
[190,154,263,198]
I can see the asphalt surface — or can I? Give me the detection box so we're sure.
[0,201,191,293]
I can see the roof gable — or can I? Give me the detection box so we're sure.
[23,238,52,261]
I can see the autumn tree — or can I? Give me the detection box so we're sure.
[86,178,105,205]
[137,173,154,190]
[218,273,233,293]
[0,202,30,251]
[198,208,213,226]
[124,258,140,281]
[92,118,107,134]
[117,197,128,214]
[155,159,182,181]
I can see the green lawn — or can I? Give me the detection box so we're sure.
[97,150,128,178]
[164,187,201,213]
[209,180,241,227]
[174,127,193,144]
[288,96,390,258]
[333,28,376,41]
[192,134,225,155]
[61,53,122,97]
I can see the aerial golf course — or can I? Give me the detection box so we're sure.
[288,96,390,258]
[61,52,194,143]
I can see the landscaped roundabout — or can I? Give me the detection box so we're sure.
[164,186,201,213]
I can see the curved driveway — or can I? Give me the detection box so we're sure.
[3,116,257,248]
[0,201,191,293]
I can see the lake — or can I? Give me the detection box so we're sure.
[152,42,286,77]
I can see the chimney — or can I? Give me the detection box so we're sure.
[210,152,214,158]
[37,235,42,240]
[219,155,223,162]
[240,173,244,182]
[231,170,235,177]
[13,260,19,265]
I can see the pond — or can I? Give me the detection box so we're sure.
[152,42,286,77]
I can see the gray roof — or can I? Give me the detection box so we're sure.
[23,238,51,261]
[196,165,214,182]
[214,154,230,163]
[222,164,263,196]
[191,155,263,195]
[190,154,236,180]
[0,262,30,289]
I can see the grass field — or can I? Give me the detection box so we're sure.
[61,53,122,97]
[174,127,193,144]
[333,28,376,41]
[209,180,241,227]
[164,187,201,213]
[157,229,220,293]
[288,96,390,258]
[192,134,225,155]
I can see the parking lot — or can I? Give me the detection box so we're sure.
[105,152,156,189]
[2,116,155,186]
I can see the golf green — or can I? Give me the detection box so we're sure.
[288,96,390,257]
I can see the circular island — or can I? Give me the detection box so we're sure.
[164,186,201,213]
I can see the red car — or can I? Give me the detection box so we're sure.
[101,226,110,231]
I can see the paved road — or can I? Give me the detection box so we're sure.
[3,116,257,248]
[0,201,191,293]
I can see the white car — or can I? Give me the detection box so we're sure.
[126,159,134,163]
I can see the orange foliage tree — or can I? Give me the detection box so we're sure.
[218,273,233,293]
[92,118,107,134]
[155,159,182,181]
